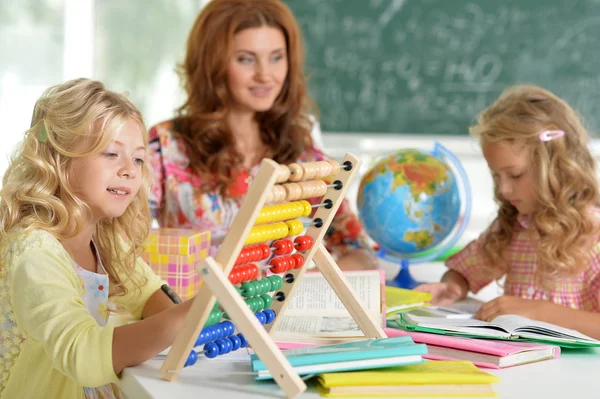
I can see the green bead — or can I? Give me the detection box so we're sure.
[255,296,266,311]
[269,275,283,290]
[261,294,273,309]
[241,281,256,298]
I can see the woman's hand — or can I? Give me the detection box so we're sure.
[475,296,549,322]
[413,282,464,306]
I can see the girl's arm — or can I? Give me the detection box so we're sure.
[112,299,194,374]
[141,287,177,318]
[440,269,470,299]
[537,303,600,340]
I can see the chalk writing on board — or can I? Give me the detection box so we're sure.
[287,0,600,135]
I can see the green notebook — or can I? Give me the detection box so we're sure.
[394,313,600,349]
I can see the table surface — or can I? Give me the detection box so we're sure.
[120,347,600,399]
[119,262,599,398]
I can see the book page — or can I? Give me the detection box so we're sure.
[283,271,381,315]
[273,270,382,337]
[492,314,600,342]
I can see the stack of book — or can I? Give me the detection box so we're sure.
[315,360,500,397]
[251,336,427,379]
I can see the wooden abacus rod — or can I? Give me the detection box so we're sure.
[160,158,281,381]
[265,153,385,339]
[198,257,307,398]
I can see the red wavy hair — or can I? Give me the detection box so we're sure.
[174,0,315,196]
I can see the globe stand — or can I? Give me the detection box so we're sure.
[389,259,421,289]
[377,249,422,289]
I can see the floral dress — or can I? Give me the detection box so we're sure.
[148,120,373,258]
[75,242,124,399]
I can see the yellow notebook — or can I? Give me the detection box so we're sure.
[316,360,500,397]
[385,286,431,316]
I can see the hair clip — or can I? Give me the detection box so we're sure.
[539,130,564,142]
[39,121,48,143]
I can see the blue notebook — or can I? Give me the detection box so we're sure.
[251,336,427,380]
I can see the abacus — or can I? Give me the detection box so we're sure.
[160,154,386,398]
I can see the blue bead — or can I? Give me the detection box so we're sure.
[221,320,235,337]
[238,333,248,348]
[215,339,228,354]
[255,311,267,325]
[195,329,209,347]
[230,335,241,351]
[184,350,198,367]
[204,342,219,359]
[213,325,224,340]
[263,309,276,324]
[224,338,233,353]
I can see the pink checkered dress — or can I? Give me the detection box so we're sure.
[446,213,600,312]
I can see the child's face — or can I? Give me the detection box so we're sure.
[226,26,288,114]
[70,118,146,223]
[482,141,537,215]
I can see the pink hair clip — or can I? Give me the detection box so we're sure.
[539,130,564,142]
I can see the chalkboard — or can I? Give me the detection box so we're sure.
[285,0,600,135]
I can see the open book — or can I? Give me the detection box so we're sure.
[272,270,383,342]
[395,313,600,348]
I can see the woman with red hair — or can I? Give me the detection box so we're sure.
[149,0,376,270]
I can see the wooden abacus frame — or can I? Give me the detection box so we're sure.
[160,153,386,399]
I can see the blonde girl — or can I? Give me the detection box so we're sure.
[0,78,193,399]
[416,85,600,340]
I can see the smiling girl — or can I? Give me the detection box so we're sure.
[0,78,196,398]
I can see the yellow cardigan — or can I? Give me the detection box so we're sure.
[0,229,164,399]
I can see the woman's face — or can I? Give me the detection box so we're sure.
[226,26,288,114]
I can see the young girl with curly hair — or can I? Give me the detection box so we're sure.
[149,0,376,270]
[0,78,194,399]
[416,85,600,340]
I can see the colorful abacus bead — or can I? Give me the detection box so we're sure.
[294,235,314,251]
[185,349,198,366]
[272,239,293,255]
[291,253,305,269]
[286,220,304,236]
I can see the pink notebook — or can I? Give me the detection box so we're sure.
[384,327,560,369]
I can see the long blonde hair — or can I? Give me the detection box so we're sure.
[470,85,600,282]
[0,78,152,296]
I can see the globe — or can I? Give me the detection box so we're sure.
[357,142,472,287]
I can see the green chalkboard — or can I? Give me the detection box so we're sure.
[285,0,600,135]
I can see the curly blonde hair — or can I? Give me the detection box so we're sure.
[470,85,600,283]
[174,0,315,196]
[0,78,152,296]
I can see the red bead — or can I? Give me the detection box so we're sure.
[272,240,291,255]
[228,269,241,284]
[294,235,314,252]
[235,249,247,266]
[291,253,304,269]
[247,264,259,280]
[259,244,271,259]
[286,239,294,253]
[269,258,286,274]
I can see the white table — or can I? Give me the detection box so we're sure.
[120,347,600,398]
[120,262,599,398]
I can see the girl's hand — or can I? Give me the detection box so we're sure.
[413,282,463,306]
[475,296,549,322]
